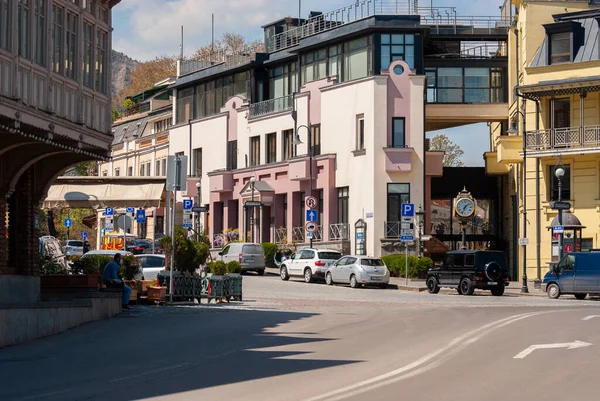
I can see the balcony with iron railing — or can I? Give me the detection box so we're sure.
[248,94,294,119]
[266,0,510,53]
[525,126,600,154]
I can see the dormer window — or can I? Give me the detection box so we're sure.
[550,32,571,64]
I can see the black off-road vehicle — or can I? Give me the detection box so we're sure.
[426,250,510,296]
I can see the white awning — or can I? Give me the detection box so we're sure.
[43,182,165,209]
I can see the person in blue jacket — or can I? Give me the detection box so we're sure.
[102,253,132,309]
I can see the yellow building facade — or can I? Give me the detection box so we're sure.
[489,0,600,284]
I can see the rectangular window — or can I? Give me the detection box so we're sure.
[553,98,570,129]
[0,0,10,50]
[154,119,171,133]
[392,118,406,148]
[95,29,107,93]
[18,0,30,59]
[99,6,108,23]
[310,124,321,156]
[193,148,202,177]
[387,183,410,223]
[356,115,365,151]
[464,68,490,103]
[34,0,46,66]
[302,49,327,85]
[283,194,288,229]
[549,165,571,201]
[380,33,415,70]
[52,5,63,73]
[65,11,77,80]
[550,32,571,64]
[161,158,167,176]
[337,187,349,224]
[176,87,193,124]
[282,129,294,161]
[344,36,372,82]
[227,140,238,170]
[146,161,151,176]
[128,166,133,176]
[83,22,93,88]
[114,168,120,177]
[250,136,260,167]
[156,160,160,176]
[266,133,277,164]
[140,164,145,177]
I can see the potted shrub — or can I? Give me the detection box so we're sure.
[147,279,167,302]
[261,242,278,268]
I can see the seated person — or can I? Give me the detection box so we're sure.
[102,253,132,310]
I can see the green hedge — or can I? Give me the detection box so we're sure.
[382,255,434,279]
[226,261,242,274]
[262,242,278,266]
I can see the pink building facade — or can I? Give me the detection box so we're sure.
[169,12,444,256]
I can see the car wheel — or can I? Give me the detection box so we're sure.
[350,274,361,289]
[459,277,475,296]
[547,283,561,299]
[257,269,265,276]
[484,262,502,282]
[326,272,334,286]
[574,293,587,300]
[491,286,505,296]
[280,266,289,281]
[304,268,313,283]
[427,276,440,294]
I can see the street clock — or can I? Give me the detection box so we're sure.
[454,187,476,220]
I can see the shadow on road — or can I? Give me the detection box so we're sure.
[0,306,359,401]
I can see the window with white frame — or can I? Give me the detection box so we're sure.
[52,4,63,73]
[128,166,133,176]
[161,158,166,176]
[154,118,172,134]
[0,0,10,51]
[282,129,295,161]
[146,161,151,176]
[83,21,93,88]
[33,0,46,66]
[95,29,107,93]
[155,160,160,176]
[114,167,120,177]
[17,0,30,59]
[250,136,260,167]
[193,148,202,177]
[65,11,78,80]
[140,163,145,176]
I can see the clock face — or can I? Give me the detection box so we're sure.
[456,198,475,217]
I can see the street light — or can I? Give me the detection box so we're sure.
[250,175,256,243]
[416,205,425,258]
[555,165,565,262]
[293,123,314,248]
[195,181,201,241]
[507,113,529,294]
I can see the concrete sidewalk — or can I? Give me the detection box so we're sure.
[391,278,547,297]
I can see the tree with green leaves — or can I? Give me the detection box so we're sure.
[429,134,465,167]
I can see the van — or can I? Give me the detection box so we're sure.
[542,252,600,299]
[218,243,266,275]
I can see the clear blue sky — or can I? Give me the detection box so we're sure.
[113,0,505,166]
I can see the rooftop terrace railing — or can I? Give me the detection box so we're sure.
[267,0,511,53]
[180,50,255,77]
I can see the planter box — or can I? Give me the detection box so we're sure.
[41,274,101,289]
[148,286,166,301]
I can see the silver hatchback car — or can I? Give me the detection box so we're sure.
[325,256,390,289]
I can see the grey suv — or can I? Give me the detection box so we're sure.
[426,250,509,296]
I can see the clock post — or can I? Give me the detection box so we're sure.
[454,187,476,250]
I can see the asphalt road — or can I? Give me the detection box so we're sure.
[1,271,599,401]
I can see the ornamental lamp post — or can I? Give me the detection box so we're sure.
[250,175,256,243]
[555,165,565,262]
[293,122,314,248]
[195,181,201,241]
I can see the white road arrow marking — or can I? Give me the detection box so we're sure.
[513,341,592,359]
[582,315,600,321]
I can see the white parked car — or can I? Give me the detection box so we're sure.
[279,248,343,283]
[325,256,390,289]
[136,254,165,280]
[62,240,88,256]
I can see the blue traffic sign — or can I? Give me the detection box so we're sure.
[553,226,564,234]
[105,207,114,216]
[401,235,414,242]
[356,232,365,239]
[305,209,318,223]
[136,209,146,223]
[64,218,72,228]
[401,203,415,217]
[126,207,135,214]
[81,231,88,240]
[183,199,194,210]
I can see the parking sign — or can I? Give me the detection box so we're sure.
[401,203,415,217]
[183,199,194,210]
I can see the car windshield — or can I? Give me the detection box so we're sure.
[361,258,384,266]
[318,252,342,260]
[242,244,263,254]
[68,241,84,247]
